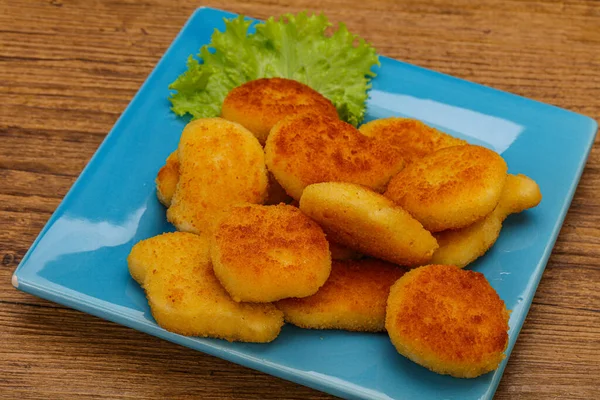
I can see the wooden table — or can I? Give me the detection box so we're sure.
[1,0,599,398]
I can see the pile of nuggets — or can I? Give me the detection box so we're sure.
[128,78,542,378]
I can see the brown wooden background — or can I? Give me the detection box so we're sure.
[1,0,599,398]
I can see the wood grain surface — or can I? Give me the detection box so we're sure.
[1,0,599,398]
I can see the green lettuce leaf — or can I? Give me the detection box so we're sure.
[168,13,379,126]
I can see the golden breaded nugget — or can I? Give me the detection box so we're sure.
[276,259,407,332]
[221,78,339,144]
[359,118,467,165]
[300,182,438,266]
[432,174,542,267]
[211,204,331,302]
[385,145,508,232]
[328,240,363,261]
[127,232,284,342]
[157,152,290,207]
[496,174,543,216]
[167,118,268,234]
[155,151,179,207]
[265,114,405,200]
[386,264,509,378]
[432,215,502,269]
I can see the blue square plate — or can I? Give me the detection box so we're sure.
[13,7,598,400]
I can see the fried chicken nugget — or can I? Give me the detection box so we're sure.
[299,182,438,266]
[211,204,331,302]
[127,232,284,342]
[276,259,406,332]
[221,78,339,144]
[385,145,508,232]
[386,264,510,378]
[166,118,269,234]
[265,114,406,200]
[155,151,179,207]
[431,174,542,267]
[359,118,467,165]
[156,151,290,207]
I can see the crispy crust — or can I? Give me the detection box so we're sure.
[299,182,438,266]
[359,118,467,165]
[127,232,284,343]
[156,151,179,207]
[265,113,406,200]
[496,174,542,216]
[384,145,508,232]
[385,264,510,378]
[166,118,269,234]
[221,78,339,144]
[276,259,407,332]
[211,204,331,302]
[157,152,290,207]
[431,211,503,268]
[431,174,542,267]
